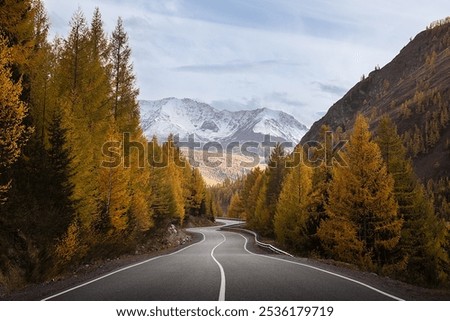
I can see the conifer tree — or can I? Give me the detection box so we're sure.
[245,169,264,229]
[98,124,131,233]
[55,9,111,231]
[305,125,336,251]
[274,153,313,251]
[0,0,34,98]
[47,111,75,239]
[89,8,109,65]
[0,36,30,201]
[127,130,154,233]
[376,115,448,283]
[163,135,185,224]
[240,167,262,220]
[254,174,271,235]
[185,167,207,217]
[264,143,287,235]
[319,114,402,268]
[110,17,140,134]
[28,0,52,143]
[227,192,244,219]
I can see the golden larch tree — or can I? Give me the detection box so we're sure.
[319,114,402,268]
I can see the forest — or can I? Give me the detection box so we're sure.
[221,114,450,287]
[1,0,449,292]
[0,1,219,290]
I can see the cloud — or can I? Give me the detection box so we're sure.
[314,82,348,96]
[41,0,450,128]
[173,60,299,74]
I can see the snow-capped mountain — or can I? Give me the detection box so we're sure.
[140,98,308,145]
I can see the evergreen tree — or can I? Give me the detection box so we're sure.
[47,111,75,239]
[376,115,448,283]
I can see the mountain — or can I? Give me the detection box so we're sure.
[301,19,450,182]
[140,98,308,146]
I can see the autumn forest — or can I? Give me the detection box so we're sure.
[1,0,450,293]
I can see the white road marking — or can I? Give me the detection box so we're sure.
[236,232,404,301]
[210,232,227,301]
[42,232,207,301]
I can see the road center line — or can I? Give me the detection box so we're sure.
[42,231,207,301]
[210,232,227,301]
[236,232,404,301]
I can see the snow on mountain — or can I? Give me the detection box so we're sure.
[140,98,308,145]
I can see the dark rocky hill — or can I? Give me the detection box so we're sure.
[301,19,450,182]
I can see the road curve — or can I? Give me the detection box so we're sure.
[43,219,402,301]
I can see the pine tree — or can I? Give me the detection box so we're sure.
[47,111,75,239]
[376,115,448,283]
[319,114,402,269]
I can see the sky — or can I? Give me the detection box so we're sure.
[42,0,450,126]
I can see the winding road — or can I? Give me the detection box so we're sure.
[43,219,402,301]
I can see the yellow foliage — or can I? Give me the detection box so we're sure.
[55,222,83,263]
[274,160,313,248]
[321,114,402,267]
[0,36,30,200]
[98,124,131,232]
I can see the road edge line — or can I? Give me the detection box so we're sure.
[41,231,206,301]
[237,233,404,301]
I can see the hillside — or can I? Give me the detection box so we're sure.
[301,19,450,182]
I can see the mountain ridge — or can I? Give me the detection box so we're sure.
[140,97,309,146]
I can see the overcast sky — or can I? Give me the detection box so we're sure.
[42,0,450,126]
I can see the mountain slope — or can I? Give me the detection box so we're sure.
[301,19,450,182]
[140,98,308,145]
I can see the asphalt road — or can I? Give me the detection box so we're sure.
[43,219,402,301]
